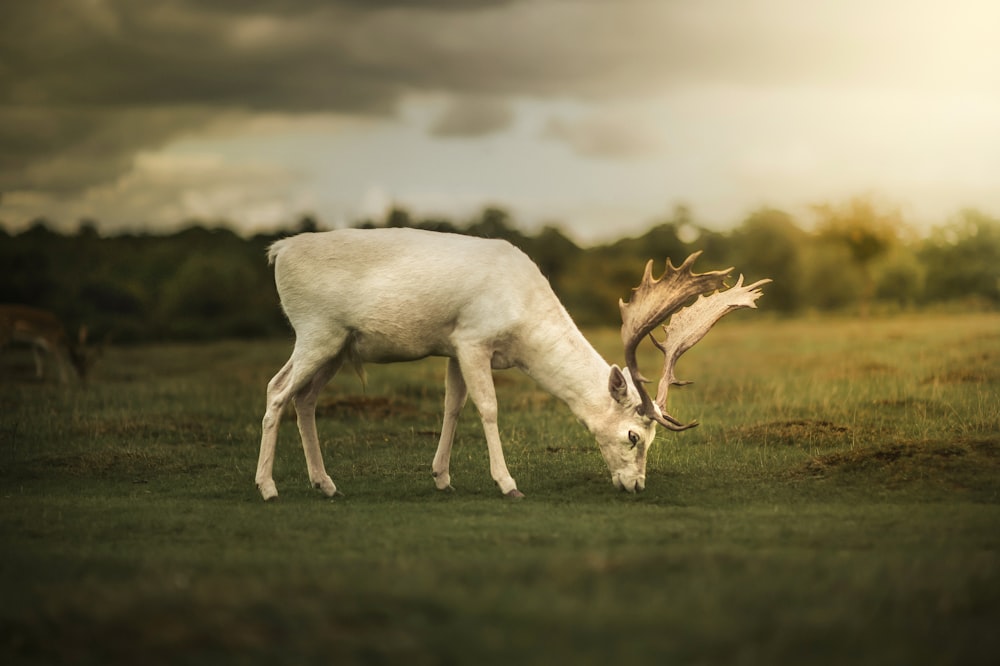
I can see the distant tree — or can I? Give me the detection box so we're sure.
[0,229,53,304]
[23,218,57,239]
[800,241,864,311]
[157,251,266,339]
[414,217,459,234]
[558,251,633,326]
[385,207,412,228]
[872,246,926,309]
[468,206,516,240]
[813,197,906,315]
[296,215,320,234]
[642,223,689,262]
[729,208,805,313]
[528,225,581,288]
[76,218,100,240]
[612,205,692,263]
[920,209,1000,306]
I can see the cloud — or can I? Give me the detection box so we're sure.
[2,149,305,233]
[5,2,997,113]
[544,112,665,159]
[429,97,515,137]
[2,0,998,227]
[0,1,535,195]
[0,106,215,194]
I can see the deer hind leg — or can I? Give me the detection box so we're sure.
[256,359,294,500]
[30,340,52,380]
[432,357,467,491]
[30,343,44,378]
[256,337,346,500]
[293,355,344,497]
[456,346,522,498]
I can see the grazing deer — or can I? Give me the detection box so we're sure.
[0,305,95,383]
[255,228,769,500]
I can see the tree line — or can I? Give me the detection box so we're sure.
[1,198,997,343]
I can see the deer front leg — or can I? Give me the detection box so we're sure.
[432,357,467,491]
[456,347,523,498]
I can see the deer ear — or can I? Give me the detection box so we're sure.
[608,365,631,404]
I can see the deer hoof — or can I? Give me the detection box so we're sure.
[258,480,279,501]
[313,477,338,497]
[504,489,526,500]
[432,471,453,491]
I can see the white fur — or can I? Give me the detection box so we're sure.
[255,228,657,500]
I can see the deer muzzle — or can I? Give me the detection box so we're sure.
[613,470,646,493]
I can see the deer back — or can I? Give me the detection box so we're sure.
[268,228,565,364]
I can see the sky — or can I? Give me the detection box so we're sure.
[1,0,998,244]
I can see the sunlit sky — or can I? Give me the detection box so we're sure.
[2,0,998,243]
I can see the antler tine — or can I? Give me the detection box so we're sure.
[619,251,731,429]
[652,274,772,411]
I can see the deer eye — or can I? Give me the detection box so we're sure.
[627,431,641,449]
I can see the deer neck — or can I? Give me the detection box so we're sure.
[516,314,614,426]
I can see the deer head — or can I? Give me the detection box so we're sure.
[607,252,770,490]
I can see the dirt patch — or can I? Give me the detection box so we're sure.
[313,395,419,420]
[793,437,1000,489]
[822,360,898,381]
[858,362,898,375]
[737,419,851,448]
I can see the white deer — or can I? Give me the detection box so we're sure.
[0,304,94,383]
[255,228,769,500]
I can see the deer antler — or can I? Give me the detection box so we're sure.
[650,274,771,413]
[619,251,731,431]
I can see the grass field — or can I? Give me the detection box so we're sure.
[1,312,998,664]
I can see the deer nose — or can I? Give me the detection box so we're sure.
[616,475,644,493]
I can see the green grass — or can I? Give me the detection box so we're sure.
[1,312,998,664]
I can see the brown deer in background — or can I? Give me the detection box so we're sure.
[0,305,96,383]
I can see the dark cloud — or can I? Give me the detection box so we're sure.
[3,0,992,201]
[0,1,526,194]
[429,97,515,137]
[0,106,214,194]
[3,3,389,110]
[2,0,711,109]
